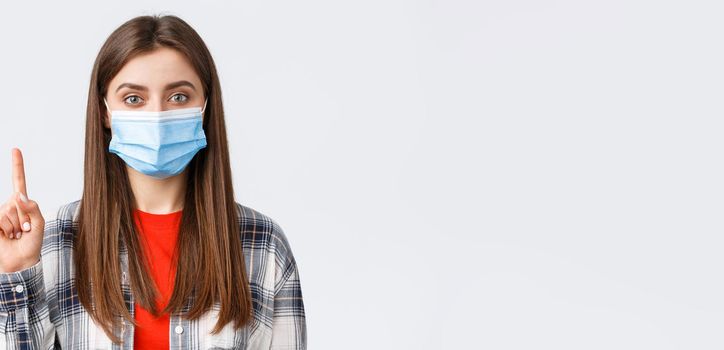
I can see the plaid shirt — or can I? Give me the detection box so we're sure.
[0,199,307,349]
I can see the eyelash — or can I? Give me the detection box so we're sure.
[123,93,189,105]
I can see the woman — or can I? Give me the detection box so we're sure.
[0,14,306,349]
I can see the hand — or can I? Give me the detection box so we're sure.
[0,148,45,273]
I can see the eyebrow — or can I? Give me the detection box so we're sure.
[115,80,197,93]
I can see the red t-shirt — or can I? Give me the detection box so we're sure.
[132,208,183,349]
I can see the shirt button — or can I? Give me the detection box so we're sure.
[174,325,184,334]
[122,272,126,281]
[15,285,24,293]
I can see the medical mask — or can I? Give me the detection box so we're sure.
[103,98,208,179]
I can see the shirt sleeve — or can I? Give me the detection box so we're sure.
[0,224,59,349]
[269,222,307,350]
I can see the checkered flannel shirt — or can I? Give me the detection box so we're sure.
[0,199,307,349]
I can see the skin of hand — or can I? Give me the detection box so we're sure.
[0,148,45,273]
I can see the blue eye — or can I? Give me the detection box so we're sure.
[170,93,189,103]
[123,95,143,105]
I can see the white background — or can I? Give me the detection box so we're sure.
[1,1,723,349]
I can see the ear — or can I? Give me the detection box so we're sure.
[102,98,111,129]
[102,109,111,129]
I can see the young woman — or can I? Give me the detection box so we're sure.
[0,14,306,349]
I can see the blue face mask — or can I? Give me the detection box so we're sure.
[103,97,208,179]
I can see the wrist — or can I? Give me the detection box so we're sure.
[0,257,40,274]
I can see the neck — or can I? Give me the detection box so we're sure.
[126,165,187,214]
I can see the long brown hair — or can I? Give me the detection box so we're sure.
[74,14,252,345]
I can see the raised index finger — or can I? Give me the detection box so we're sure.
[11,148,27,197]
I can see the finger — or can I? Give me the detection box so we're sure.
[0,203,9,239]
[0,212,15,239]
[17,197,43,230]
[5,205,22,238]
[14,192,30,232]
[4,202,21,236]
[12,148,28,197]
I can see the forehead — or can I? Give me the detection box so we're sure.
[108,47,202,92]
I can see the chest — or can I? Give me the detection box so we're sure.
[50,246,278,349]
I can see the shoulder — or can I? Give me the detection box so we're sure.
[233,202,295,257]
[54,199,289,242]
[51,199,81,235]
[43,199,81,236]
[57,199,82,222]
[37,199,81,270]
[52,199,300,267]
[233,202,300,291]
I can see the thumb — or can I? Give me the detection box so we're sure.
[15,192,41,231]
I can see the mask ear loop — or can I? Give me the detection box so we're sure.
[200,98,208,115]
[102,98,112,128]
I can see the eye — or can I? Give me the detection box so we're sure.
[170,93,189,103]
[123,95,144,105]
